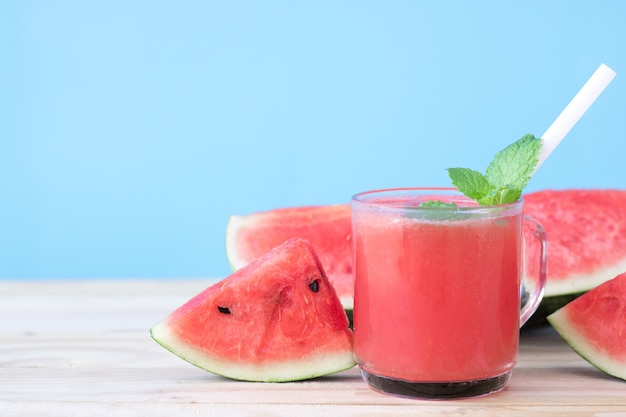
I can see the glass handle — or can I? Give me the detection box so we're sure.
[520,214,548,327]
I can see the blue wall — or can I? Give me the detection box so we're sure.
[2,1,625,279]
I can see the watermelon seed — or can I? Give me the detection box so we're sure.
[309,280,320,293]
[217,306,231,314]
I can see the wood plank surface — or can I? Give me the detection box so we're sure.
[2,279,626,417]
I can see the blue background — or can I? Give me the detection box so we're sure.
[2,1,624,280]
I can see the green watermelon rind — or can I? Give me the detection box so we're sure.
[547,309,626,381]
[150,321,356,383]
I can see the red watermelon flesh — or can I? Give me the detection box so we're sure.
[226,205,353,308]
[524,189,626,297]
[547,272,626,380]
[151,238,355,382]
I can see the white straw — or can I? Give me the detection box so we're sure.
[534,63,617,173]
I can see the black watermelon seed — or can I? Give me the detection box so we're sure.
[217,306,231,314]
[308,280,319,293]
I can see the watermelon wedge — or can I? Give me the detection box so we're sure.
[225,204,354,308]
[523,189,626,326]
[151,238,355,382]
[547,272,626,381]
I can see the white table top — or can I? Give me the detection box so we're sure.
[2,279,626,416]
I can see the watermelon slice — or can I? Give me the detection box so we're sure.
[523,189,626,326]
[151,238,355,382]
[547,272,626,381]
[225,204,354,308]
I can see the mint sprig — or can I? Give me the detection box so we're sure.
[447,134,542,206]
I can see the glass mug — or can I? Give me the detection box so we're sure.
[351,187,547,399]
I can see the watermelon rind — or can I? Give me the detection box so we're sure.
[225,214,248,270]
[547,309,626,381]
[151,322,356,382]
[525,260,626,329]
[543,259,626,298]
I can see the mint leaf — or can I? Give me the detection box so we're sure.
[446,134,542,206]
[418,200,458,208]
[479,187,522,206]
[447,168,492,201]
[485,134,542,192]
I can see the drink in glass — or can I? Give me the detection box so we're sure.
[351,187,546,399]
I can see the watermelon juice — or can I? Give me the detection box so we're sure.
[351,188,546,399]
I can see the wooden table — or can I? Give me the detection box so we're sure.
[2,279,626,416]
